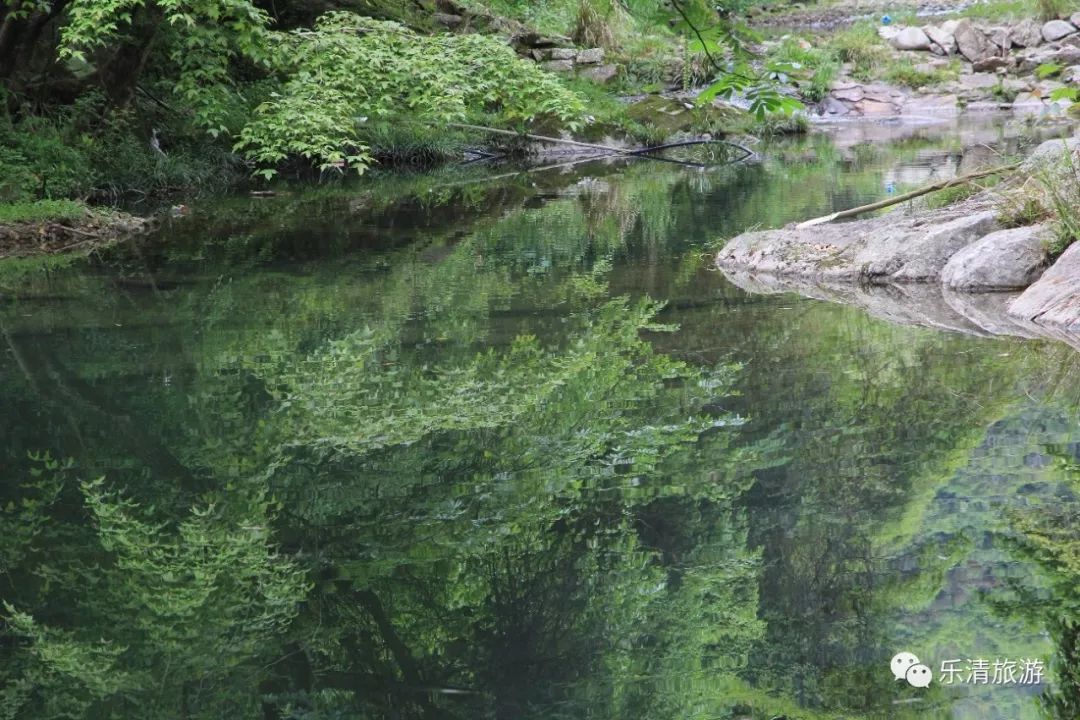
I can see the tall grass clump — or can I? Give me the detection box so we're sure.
[773,37,839,103]
[997,144,1080,258]
[1038,0,1074,21]
[573,0,626,49]
[829,22,891,80]
[1043,148,1080,257]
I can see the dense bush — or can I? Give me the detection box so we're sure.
[236,13,585,178]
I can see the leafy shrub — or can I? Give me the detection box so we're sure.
[0,146,38,203]
[235,13,585,178]
[0,116,95,201]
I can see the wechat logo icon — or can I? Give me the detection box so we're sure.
[892,651,933,688]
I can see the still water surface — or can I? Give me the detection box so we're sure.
[3,116,1080,719]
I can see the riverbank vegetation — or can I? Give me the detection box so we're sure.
[0,0,805,223]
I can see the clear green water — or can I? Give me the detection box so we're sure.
[3,117,1080,720]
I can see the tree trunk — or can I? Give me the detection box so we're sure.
[95,5,163,107]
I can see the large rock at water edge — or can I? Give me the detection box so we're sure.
[1043,19,1078,42]
[940,224,1052,290]
[1009,241,1080,330]
[892,26,933,51]
[868,211,1000,281]
[716,207,1000,284]
[955,19,995,62]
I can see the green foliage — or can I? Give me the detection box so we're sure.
[0,200,87,224]
[827,23,891,81]
[0,115,95,201]
[0,95,243,202]
[700,69,804,119]
[1037,62,1064,79]
[1043,149,1080,257]
[884,60,960,89]
[922,181,981,209]
[59,0,275,137]
[770,37,839,103]
[1037,0,1076,20]
[1,468,310,718]
[235,13,584,177]
[749,110,809,136]
[997,193,1052,228]
[573,0,625,48]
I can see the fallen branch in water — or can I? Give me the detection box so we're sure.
[445,122,754,165]
[52,224,100,238]
[795,162,1019,229]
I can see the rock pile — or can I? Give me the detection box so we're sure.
[821,16,1080,118]
[881,17,1079,60]
[525,46,619,84]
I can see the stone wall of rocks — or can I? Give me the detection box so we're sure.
[884,15,1080,61]
[820,16,1080,118]
[528,47,620,84]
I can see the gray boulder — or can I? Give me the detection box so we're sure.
[863,211,1000,282]
[540,59,574,72]
[716,205,1000,284]
[924,25,958,54]
[879,25,901,41]
[434,12,463,27]
[1072,12,1080,28]
[1011,18,1044,47]
[955,19,995,62]
[1008,241,1080,331]
[1020,137,1080,169]
[959,72,1001,89]
[1062,64,1080,83]
[1042,19,1078,42]
[577,63,618,83]
[891,26,934,51]
[940,224,1052,290]
[989,26,1012,50]
[973,56,1014,72]
[549,48,577,60]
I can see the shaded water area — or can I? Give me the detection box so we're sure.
[4,116,1080,720]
